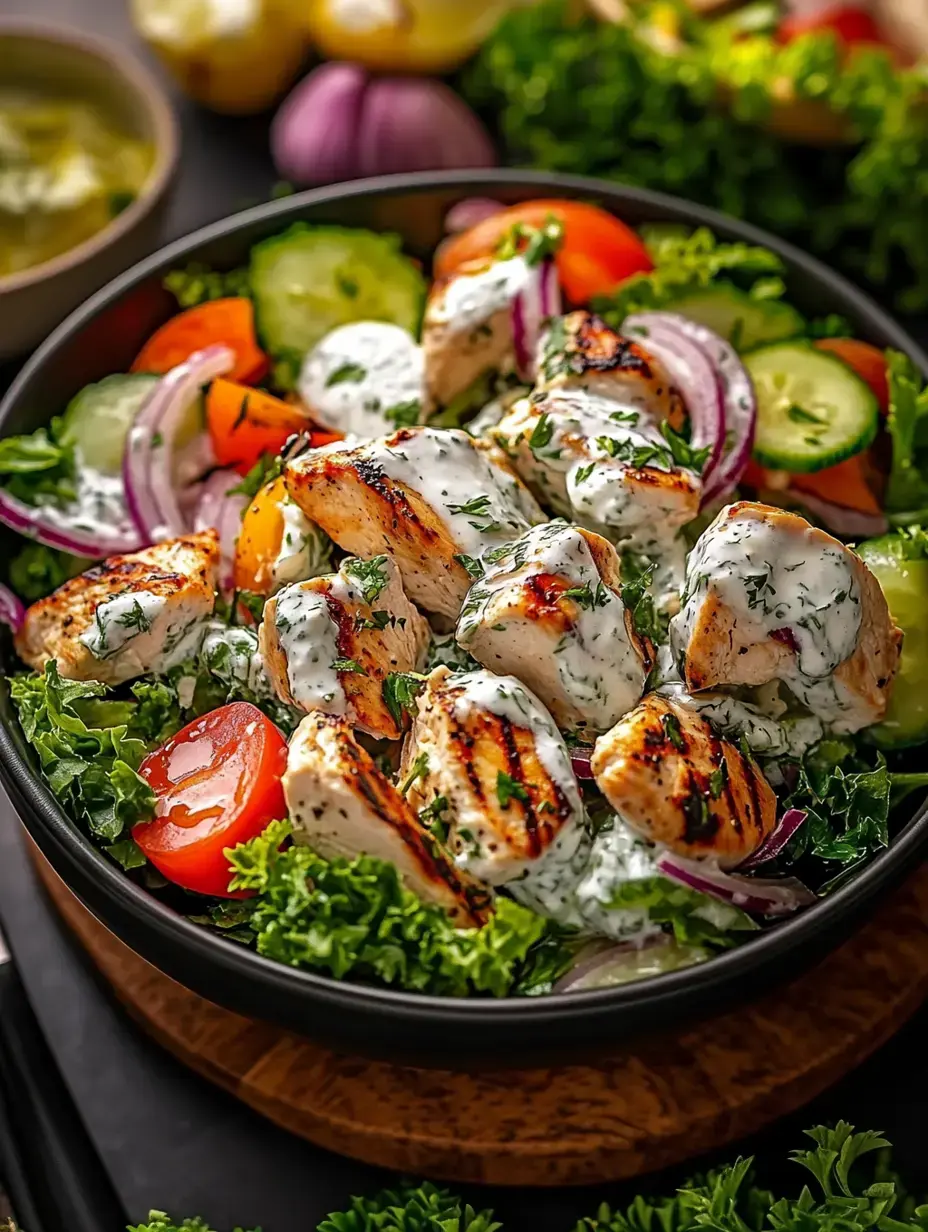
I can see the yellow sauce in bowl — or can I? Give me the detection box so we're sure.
[0,91,155,277]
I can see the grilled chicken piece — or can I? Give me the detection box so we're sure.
[284,427,543,619]
[493,391,701,545]
[591,693,777,868]
[456,521,651,733]
[16,531,219,686]
[537,311,686,430]
[400,667,587,912]
[670,502,902,733]
[422,254,537,410]
[284,712,489,925]
[297,321,425,438]
[259,554,428,740]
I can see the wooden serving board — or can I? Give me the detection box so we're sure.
[33,848,928,1187]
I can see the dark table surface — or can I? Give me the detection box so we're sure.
[4,0,928,1226]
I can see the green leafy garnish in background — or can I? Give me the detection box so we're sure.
[128,1120,928,1232]
[884,351,928,524]
[463,0,928,312]
[8,542,87,602]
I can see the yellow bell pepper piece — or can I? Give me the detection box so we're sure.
[295,0,518,74]
[131,0,309,115]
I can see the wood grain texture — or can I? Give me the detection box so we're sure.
[34,851,928,1187]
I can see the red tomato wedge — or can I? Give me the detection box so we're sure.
[777,4,888,46]
[134,702,288,897]
[206,378,341,474]
[434,199,654,304]
[814,338,890,413]
[131,299,269,385]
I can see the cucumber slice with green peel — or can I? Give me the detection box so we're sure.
[59,373,159,476]
[746,342,879,474]
[250,225,427,388]
[666,284,805,352]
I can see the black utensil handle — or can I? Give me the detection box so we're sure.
[0,960,127,1232]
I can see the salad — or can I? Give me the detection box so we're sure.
[3,196,928,1000]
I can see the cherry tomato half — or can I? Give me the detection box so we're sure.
[777,4,887,46]
[134,702,288,897]
[434,199,654,304]
[814,338,890,414]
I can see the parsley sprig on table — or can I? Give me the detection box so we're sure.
[129,1121,928,1232]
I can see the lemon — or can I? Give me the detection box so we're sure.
[131,0,309,114]
[294,0,519,73]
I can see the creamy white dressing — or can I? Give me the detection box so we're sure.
[298,322,424,439]
[456,521,647,731]
[272,583,347,714]
[671,506,863,727]
[40,461,136,547]
[431,255,535,337]
[79,590,168,660]
[271,495,332,590]
[326,0,404,31]
[658,681,824,759]
[497,388,699,567]
[199,620,276,701]
[573,822,667,943]
[358,427,542,558]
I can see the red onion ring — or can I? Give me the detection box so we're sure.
[657,851,817,916]
[786,489,889,538]
[739,808,808,871]
[194,469,247,593]
[445,197,505,234]
[0,583,26,633]
[624,311,756,505]
[510,257,562,382]
[0,487,141,558]
[569,748,595,780]
[123,346,234,545]
[620,317,724,482]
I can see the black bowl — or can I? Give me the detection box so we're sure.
[2,171,927,1066]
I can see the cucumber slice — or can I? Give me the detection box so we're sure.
[250,225,427,388]
[59,373,159,476]
[857,534,928,749]
[666,284,804,352]
[746,342,879,474]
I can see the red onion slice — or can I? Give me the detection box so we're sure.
[620,315,724,482]
[123,346,234,545]
[0,487,141,558]
[569,748,595,780]
[624,311,756,506]
[657,851,818,916]
[553,936,708,993]
[739,809,808,871]
[510,257,562,382]
[194,468,247,592]
[445,197,505,234]
[0,583,26,633]
[785,489,889,539]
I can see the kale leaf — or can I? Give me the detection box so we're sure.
[226,820,554,997]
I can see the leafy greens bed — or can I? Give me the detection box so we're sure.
[3,199,928,1001]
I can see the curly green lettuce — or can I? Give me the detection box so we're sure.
[9,662,155,865]
[226,819,556,997]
